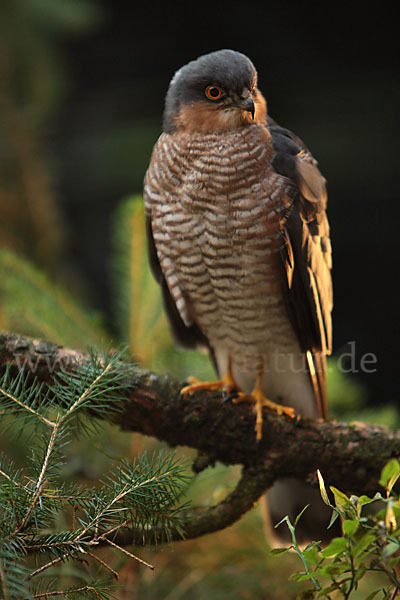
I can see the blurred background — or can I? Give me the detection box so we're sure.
[0,1,399,597]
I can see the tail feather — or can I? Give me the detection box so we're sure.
[264,350,335,546]
[306,350,328,419]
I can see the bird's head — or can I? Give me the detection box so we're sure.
[163,49,267,134]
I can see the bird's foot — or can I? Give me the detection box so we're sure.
[232,388,295,440]
[181,370,241,398]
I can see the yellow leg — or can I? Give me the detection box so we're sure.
[232,370,295,440]
[181,356,241,398]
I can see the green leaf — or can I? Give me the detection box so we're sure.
[364,590,382,600]
[289,571,317,582]
[274,515,291,529]
[321,536,347,557]
[327,509,340,529]
[329,486,350,510]
[380,459,400,489]
[303,545,320,565]
[343,519,359,536]
[387,472,400,495]
[319,562,350,578]
[359,493,383,506]
[317,583,341,596]
[389,555,400,568]
[352,533,375,557]
[382,541,400,558]
[317,470,332,506]
[269,546,291,556]
[295,504,310,526]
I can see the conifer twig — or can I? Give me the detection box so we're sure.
[33,586,101,598]
[2,330,400,548]
[0,385,53,427]
[14,478,49,535]
[85,551,119,580]
[103,538,154,570]
[28,556,64,580]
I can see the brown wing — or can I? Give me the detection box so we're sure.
[268,117,333,418]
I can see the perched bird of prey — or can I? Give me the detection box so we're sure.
[144,49,333,541]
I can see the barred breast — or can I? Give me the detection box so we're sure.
[144,123,304,389]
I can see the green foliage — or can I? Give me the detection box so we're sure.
[326,361,366,417]
[0,350,190,599]
[0,197,390,598]
[0,0,101,117]
[273,461,400,599]
[111,196,170,364]
[0,161,391,600]
[0,249,109,350]
[327,359,399,428]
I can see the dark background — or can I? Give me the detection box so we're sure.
[9,2,400,403]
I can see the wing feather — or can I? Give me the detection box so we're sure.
[268,117,333,418]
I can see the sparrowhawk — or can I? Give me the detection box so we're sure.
[144,49,333,540]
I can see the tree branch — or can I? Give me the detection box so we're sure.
[1,331,399,544]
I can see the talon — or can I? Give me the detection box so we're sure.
[231,391,251,405]
[181,356,296,441]
[185,375,202,386]
[254,392,295,440]
[222,390,240,403]
[181,375,215,397]
[233,369,296,440]
[181,379,226,397]
[181,356,242,399]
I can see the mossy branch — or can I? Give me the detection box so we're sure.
[1,331,399,546]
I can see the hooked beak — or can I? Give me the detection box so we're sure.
[239,96,255,120]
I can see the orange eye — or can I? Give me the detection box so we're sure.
[205,85,224,100]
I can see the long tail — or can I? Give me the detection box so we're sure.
[264,350,335,546]
[306,350,328,419]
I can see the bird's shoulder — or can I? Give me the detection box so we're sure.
[269,115,332,346]
[266,116,327,212]
[265,116,332,418]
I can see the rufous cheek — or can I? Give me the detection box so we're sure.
[253,90,267,122]
[174,102,244,134]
